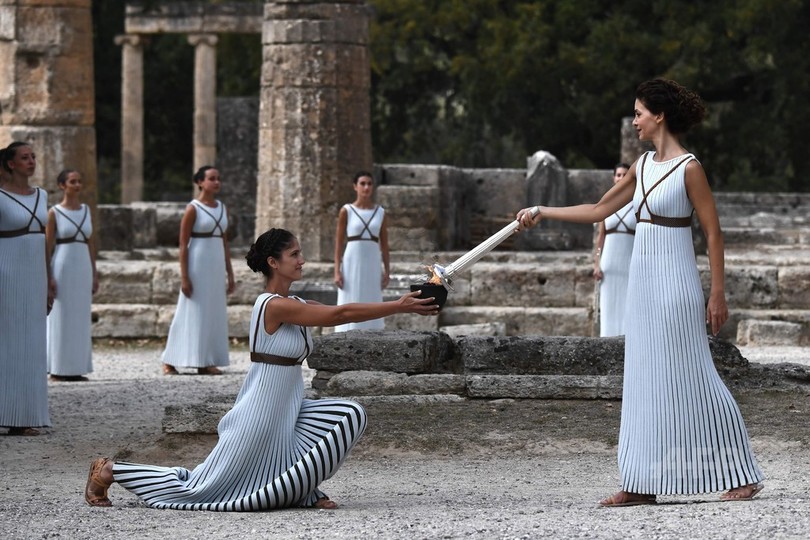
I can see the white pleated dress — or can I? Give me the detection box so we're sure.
[598,203,636,336]
[0,187,50,428]
[113,293,367,510]
[47,205,93,377]
[161,200,230,368]
[336,204,385,332]
[618,152,763,495]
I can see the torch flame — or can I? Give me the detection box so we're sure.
[426,265,443,285]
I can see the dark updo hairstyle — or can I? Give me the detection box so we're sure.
[193,165,214,189]
[56,169,79,186]
[636,79,706,135]
[614,162,631,173]
[353,170,373,184]
[246,228,296,277]
[1,141,32,173]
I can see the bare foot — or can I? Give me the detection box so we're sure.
[162,364,179,375]
[720,483,764,501]
[599,491,656,507]
[314,497,338,509]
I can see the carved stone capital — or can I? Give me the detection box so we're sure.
[114,34,143,48]
[187,34,219,48]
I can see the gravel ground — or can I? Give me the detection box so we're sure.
[1,341,809,540]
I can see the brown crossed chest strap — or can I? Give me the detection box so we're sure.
[635,153,694,227]
[0,188,46,238]
[54,205,90,244]
[250,294,310,366]
[346,204,380,242]
[605,206,636,235]
[189,200,226,238]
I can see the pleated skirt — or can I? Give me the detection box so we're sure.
[618,224,763,494]
[47,242,93,376]
[0,235,50,427]
[598,232,634,337]
[161,237,230,368]
[336,240,384,332]
[112,363,367,510]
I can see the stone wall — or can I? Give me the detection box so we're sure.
[306,331,756,399]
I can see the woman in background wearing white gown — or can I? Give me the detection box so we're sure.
[517,79,764,506]
[593,163,635,336]
[0,142,51,435]
[334,171,390,332]
[162,166,235,375]
[46,169,98,381]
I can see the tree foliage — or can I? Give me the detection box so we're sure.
[92,0,810,197]
[369,0,810,190]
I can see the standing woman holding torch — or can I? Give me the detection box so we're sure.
[517,79,764,505]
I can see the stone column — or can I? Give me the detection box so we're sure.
[114,34,144,204]
[256,0,372,260]
[0,0,97,209]
[188,34,218,172]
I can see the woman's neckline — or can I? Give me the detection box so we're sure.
[351,203,376,210]
[196,198,218,208]
[651,151,691,164]
[0,185,36,196]
[58,202,83,211]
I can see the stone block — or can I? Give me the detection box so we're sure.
[227,304,254,338]
[440,322,506,339]
[151,262,179,304]
[460,335,626,376]
[322,370,466,396]
[736,319,806,346]
[386,312,440,332]
[466,374,623,399]
[91,304,158,338]
[461,168,524,219]
[469,262,576,308]
[94,260,155,304]
[376,185,439,228]
[307,330,458,374]
[778,267,810,309]
[439,306,591,336]
[714,266,779,309]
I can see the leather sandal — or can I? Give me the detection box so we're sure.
[197,366,223,375]
[85,457,113,507]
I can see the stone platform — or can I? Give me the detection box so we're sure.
[92,243,810,346]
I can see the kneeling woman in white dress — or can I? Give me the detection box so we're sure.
[84,228,439,510]
[46,169,99,381]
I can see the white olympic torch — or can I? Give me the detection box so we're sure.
[430,205,539,290]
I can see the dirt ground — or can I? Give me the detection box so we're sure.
[1,342,809,539]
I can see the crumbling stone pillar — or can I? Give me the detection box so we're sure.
[256,0,372,260]
[114,34,144,204]
[188,33,218,172]
[0,0,97,208]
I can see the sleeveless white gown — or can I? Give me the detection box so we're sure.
[336,204,385,332]
[47,204,94,376]
[618,151,763,494]
[598,203,636,336]
[0,187,50,428]
[161,200,230,368]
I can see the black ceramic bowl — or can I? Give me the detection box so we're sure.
[410,283,449,309]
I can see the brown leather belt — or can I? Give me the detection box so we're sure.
[346,235,378,242]
[605,230,636,236]
[56,238,88,244]
[250,352,301,366]
[190,232,222,238]
[0,228,45,238]
[637,215,692,227]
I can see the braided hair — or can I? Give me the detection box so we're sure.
[636,79,706,135]
[246,228,295,277]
